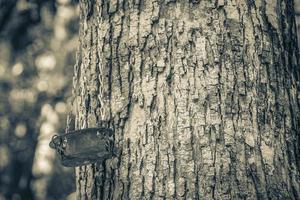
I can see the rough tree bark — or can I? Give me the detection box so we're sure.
[72,0,300,199]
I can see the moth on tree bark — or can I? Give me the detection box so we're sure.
[72,0,300,199]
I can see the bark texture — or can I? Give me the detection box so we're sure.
[73,0,300,199]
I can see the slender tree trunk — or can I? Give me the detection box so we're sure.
[73,0,300,199]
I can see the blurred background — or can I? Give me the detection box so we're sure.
[297,1,300,49]
[0,0,300,200]
[0,0,78,199]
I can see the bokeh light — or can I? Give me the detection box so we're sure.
[0,0,78,199]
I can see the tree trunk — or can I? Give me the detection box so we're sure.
[72,0,300,199]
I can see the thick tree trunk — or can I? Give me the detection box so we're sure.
[73,0,300,199]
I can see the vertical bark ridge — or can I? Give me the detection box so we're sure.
[73,0,300,199]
